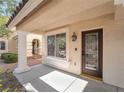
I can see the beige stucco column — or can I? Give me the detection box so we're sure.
[14,31,30,73]
[41,33,46,64]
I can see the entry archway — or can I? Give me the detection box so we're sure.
[32,39,40,56]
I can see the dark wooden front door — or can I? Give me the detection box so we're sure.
[82,29,103,78]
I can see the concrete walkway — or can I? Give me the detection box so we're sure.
[0,59,17,71]
[14,64,124,92]
[0,58,42,71]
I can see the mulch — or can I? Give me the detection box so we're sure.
[0,69,26,92]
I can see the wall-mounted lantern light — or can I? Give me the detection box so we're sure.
[72,32,77,42]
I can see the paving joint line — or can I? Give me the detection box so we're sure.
[64,78,77,92]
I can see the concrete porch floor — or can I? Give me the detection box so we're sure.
[14,64,124,92]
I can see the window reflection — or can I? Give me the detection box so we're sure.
[47,35,55,56]
[85,33,99,71]
[47,33,66,58]
[56,33,66,58]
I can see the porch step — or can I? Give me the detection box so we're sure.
[80,73,102,82]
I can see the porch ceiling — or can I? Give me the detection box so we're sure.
[15,0,114,32]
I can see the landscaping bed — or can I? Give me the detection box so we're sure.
[0,69,26,92]
[1,53,18,63]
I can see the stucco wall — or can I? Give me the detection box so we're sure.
[69,15,124,89]
[43,27,70,72]
[0,38,8,55]
[27,34,42,57]
[68,14,114,74]
[8,38,17,53]
[43,14,113,73]
[103,20,124,89]
[13,2,124,89]
[115,5,124,20]
[7,33,42,57]
[42,13,124,88]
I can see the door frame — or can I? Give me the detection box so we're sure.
[81,28,103,78]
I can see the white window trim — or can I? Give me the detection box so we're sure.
[45,27,69,62]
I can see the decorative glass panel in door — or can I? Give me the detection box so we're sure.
[85,33,99,71]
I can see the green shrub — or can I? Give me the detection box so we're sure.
[1,53,12,59]
[1,53,18,63]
